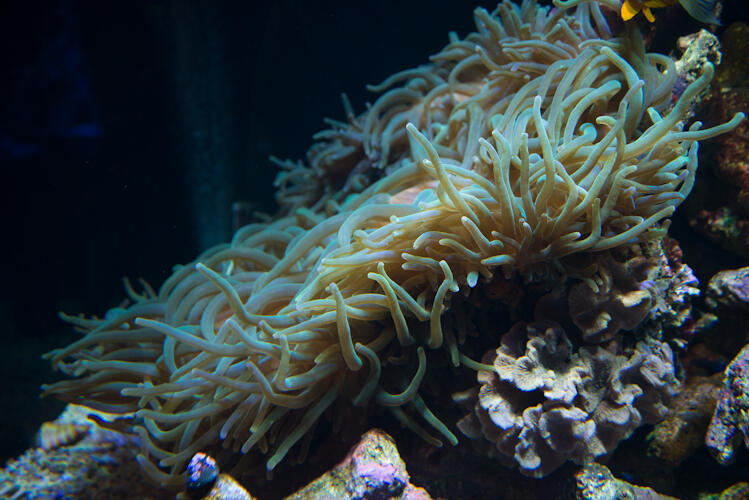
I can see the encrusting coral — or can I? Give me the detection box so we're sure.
[42,0,744,487]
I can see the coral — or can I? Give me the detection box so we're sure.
[574,463,677,500]
[567,237,700,345]
[41,0,743,488]
[706,342,749,465]
[646,374,722,465]
[284,429,431,500]
[457,322,679,477]
[568,251,655,343]
[272,94,373,215]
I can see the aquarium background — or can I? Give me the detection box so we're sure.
[1,0,747,494]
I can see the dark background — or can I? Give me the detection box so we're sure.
[0,0,746,467]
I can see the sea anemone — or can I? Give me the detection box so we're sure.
[43,0,743,487]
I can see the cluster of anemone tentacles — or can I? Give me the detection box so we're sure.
[43,0,743,487]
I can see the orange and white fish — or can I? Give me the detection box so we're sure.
[620,0,720,24]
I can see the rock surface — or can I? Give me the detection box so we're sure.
[706,343,749,464]
[574,463,678,500]
[284,429,431,500]
[647,375,722,465]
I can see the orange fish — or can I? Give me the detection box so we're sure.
[620,0,720,24]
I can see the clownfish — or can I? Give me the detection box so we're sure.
[620,0,721,24]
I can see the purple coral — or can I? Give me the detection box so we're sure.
[458,322,679,477]
[645,238,701,337]
[706,343,749,465]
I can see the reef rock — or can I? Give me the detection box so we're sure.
[700,266,749,359]
[568,252,655,343]
[714,23,749,90]
[706,266,749,311]
[458,322,679,477]
[708,482,749,500]
[285,429,431,500]
[706,342,749,465]
[574,463,678,500]
[178,429,430,499]
[643,238,701,341]
[675,30,721,87]
[647,374,722,465]
[198,474,256,500]
[567,240,700,346]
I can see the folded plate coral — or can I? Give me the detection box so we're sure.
[43,0,744,488]
[567,251,656,343]
[457,321,679,477]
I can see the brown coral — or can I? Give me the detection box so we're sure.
[575,463,678,500]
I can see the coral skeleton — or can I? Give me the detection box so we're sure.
[43,0,744,486]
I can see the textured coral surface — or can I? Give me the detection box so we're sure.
[458,322,679,477]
